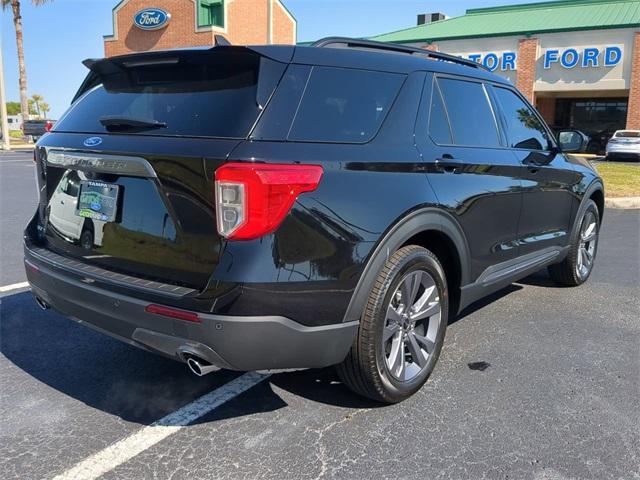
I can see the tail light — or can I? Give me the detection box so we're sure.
[215,162,323,240]
[45,120,53,132]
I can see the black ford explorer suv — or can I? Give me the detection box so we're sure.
[25,38,604,403]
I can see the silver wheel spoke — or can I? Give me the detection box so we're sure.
[401,272,420,306]
[411,298,440,321]
[577,247,584,270]
[406,333,427,368]
[412,333,435,355]
[411,283,436,316]
[383,323,400,342]
[582,223,597,242]
[386,304,402,323]
[389,338,404,379]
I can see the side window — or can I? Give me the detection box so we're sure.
[428,80,453,144]
[288,67,405,143]
[494,87,550,151]
[437,77,500,147]
[57,174,69,194]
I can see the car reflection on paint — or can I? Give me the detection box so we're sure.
[48,170,106,249]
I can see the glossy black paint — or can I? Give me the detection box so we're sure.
[28,44,603,332]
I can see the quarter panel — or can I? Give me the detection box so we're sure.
[213,140,439,326]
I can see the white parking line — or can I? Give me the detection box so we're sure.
[52,372,271,480]
[0,282,30,293]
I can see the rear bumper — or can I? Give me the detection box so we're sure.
[24,245,358,371]
[606,144,640,157]
[605,151,640,161]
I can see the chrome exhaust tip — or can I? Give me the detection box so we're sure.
[35,296,49,310]
[186,356,219,376]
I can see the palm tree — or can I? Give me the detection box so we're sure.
[31,93,43,117]
[2,1,52,123]
[40,101,49,118]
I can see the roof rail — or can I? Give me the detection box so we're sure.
[311,37,486,71]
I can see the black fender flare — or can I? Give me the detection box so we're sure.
[342,207,471,323]
[569,179,604,243]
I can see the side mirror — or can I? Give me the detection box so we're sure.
[557,130,587,153]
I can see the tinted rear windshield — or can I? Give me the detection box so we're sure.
[55,50,282,138]
[614,131,640,138]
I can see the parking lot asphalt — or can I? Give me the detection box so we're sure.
[1,149,639,479]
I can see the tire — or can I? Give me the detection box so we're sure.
[337,245,448,403]
[80,229,94,250]
[548,199,600,286]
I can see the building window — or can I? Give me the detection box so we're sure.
[198,0,224,28]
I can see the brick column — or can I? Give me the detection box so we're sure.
[422,43,438,52]
[516,37,538,104]
[536,96,556,125]
[627,32,640,129]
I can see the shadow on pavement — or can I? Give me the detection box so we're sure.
[0,291,287,425]
[1,277,535,417]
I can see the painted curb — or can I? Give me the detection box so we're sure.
[605,197,640,209]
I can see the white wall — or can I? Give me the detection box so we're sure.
[535,28,636,92]
[407,27,637,93]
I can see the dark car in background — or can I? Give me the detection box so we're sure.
[24,38,604,403]
[22,119,55,142]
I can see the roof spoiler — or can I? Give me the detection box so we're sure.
[72,43,295,104]
[311,36,487,71]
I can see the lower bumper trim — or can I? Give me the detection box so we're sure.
[25,246,358,371]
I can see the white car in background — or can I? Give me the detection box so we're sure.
[605,130,640,161]
[48,170,105,249]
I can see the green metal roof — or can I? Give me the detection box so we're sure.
[371,0,640,44]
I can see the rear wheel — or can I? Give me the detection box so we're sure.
[337,245,448,403]
[80,229,94,250]
[548,199,600,286]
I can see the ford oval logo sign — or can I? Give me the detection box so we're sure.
[134,8,171,31]
[83,137,103,147]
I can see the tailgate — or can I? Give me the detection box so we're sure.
[34,47,288,290]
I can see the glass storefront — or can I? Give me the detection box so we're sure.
[554,98,628,153]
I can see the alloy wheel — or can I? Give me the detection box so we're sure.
[576,210,597,279]
[383,269,442,381]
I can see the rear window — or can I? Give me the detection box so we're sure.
[288,67,404,143]
[55,51,282,138]
[436,77,500,148]
[614,131,640,138]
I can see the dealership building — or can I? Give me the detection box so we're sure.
[103,0,296,57]
[373,0,640,133]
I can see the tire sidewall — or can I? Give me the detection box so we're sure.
[372,250,448,401]
[80,230,93,250]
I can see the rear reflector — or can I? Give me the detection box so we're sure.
[215,162,323,240]
[145,304,201,323]
[25,259,40,272]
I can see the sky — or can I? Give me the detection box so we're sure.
[1,0,535,119]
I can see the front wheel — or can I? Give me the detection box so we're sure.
[337,245,448,403]
[548,199,600,286]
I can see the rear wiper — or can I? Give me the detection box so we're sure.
[99,115,167,132]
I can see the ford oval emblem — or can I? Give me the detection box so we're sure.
[83,137,103,147]
[134,8,171,31]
